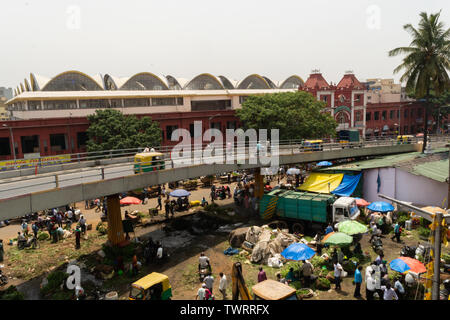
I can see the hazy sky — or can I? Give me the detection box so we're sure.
[0,0,449,88]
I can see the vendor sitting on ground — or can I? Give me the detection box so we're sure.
[285,267,298,284]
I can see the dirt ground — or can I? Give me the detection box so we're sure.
[1,175,449,300]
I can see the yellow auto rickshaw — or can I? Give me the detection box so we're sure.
[396,135,413,144]
[134,152,165,174]
[302,140,324,152]
[129,272,172,300]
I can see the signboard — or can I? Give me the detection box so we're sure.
[0,154,71,171]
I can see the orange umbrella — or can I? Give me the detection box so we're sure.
[322,232,335,243]
[120,196,142,205]
[355,198,370,207]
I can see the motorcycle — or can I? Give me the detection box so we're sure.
[370,235,384,255]
[400,245,416,258]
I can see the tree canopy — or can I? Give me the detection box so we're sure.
[86,109,162,152]
[236,91,337,141]
[389,11,450,150]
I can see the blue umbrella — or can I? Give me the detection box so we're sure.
[367,201,394,212]
[169,189,191,197]
[281,243,316,261]
[317,161,332,167]
[389,258,411,273]
[286,168,300,175]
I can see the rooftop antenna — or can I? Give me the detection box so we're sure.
[345,70,354,74]
[311,69,320,74]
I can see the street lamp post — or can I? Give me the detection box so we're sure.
[2,124,16,166]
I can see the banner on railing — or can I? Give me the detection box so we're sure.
[0,155,71,171]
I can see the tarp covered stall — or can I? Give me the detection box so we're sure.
[331,173,362,197]
[298,173,343,194]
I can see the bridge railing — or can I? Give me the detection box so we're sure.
[0,134,447,172]
[0,138,432,199]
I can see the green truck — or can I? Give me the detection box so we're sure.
[259,189,360,234]
[337,129,362,148]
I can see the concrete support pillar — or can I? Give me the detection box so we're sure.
[254,167,264,199]
[106,194,125,246]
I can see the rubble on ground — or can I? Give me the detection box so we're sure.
[229,224,303,265]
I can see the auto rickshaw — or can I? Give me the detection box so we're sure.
[134,152,165,174]
[302,139,323,152]
[396,135,413,144]
[129,272,172,300]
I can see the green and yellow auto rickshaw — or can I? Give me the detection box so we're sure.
[134,152,165,174]
[396,135,413,144]
[302,139,324,152]
[129,272,172,300]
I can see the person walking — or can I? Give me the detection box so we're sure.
[0,239,4,262]
[75,226,81,249]
[32,222,39,239]
[164,201,170,220]
[56,212,63,228]
[219,272,228,300]
[365,269,377,300]
[257,267,267,283]
[334,261,343,291]
[381,282,398,300]
[21,220,28,236]
[301,260,314,288]
[391,222,401,243]
[353,266,363,298]
[204,274,214,294]
[157,195,162,211]
[196,283,207,300]
[79,215,87,235]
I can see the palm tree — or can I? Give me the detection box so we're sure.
[389,11,450,152]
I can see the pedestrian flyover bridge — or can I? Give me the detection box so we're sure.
[0,139,429,221]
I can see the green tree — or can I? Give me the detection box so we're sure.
[430,90,450,134]
[389,11,450,152]
[86,109,162,152]
[236,91,337,141]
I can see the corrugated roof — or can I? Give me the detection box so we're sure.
[411,159,448,183]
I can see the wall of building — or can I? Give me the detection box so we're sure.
[363,167,447,207]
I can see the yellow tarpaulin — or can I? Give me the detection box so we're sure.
[298,173,344,193]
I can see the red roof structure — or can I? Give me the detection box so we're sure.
[304,72,330,90]
[336,73,364,90]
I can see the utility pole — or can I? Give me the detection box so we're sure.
[378,194,450,300]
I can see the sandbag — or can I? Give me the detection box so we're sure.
[258,228,272,242]
[267,254,284,268]
[251,241,269,264]
[229,227,249,248]
[245,226,262,244]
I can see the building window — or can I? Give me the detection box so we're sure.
[77,132,88,148]
[0,137,11,156]
[374,111,379,121]
[382,111,387,120]
[151,97,180,106]
[43,100,77,110]
[50,134,66,152]
[123,98,150,107]
[404,109,409,118]
[191,100,231,111]
[21,135,40,154]
[110,99,122,108]
[355,94,360,102]
[322,96,328,102]
[366,112,371,121]
[28,100,42,111]
[177,97,183,105]
[411,109,415,117]
[79,99,109,109]
[227,121,237,130]
[390,110,395,119]
[418,108,423,117]
[211,122,221,132]
[166,125,178,140]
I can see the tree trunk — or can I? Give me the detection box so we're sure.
[422,103,429,153]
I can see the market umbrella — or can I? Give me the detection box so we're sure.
[354,197,370,207]
[281,243,316,261]
[119,196,142,205]
[337,220,368,235]
[322,232,353,246]
[317,161,332,167]
[367,201,394,213]
[286,168,300,175]
[389,257,427,274]
[169,189,191,197]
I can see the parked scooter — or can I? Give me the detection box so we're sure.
[0,267,8,286]
[370,235,384,255]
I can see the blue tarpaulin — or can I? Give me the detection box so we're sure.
[331,173,362,197]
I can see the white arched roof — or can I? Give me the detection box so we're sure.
[30,73,51,91]
[119,72,170,90]
[237,74,272,89]
[184,73,225,90]
[280,75,305,89]
[40,70,104,91]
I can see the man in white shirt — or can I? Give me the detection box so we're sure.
[381,283,398,300]
[219,272,228,300]
[302,260,314,288]
[156,246,163,259]
[334,262,343,290]
[196,283,206,300]
[199,253,211,272]
[366,269,377,300]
